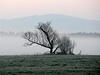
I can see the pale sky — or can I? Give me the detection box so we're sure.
[0,0,100,20]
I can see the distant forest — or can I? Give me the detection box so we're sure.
[0,31,100,37]
[0,31,24,37]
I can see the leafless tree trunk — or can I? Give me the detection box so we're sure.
[23,22,59,54]
[58,36,76,55]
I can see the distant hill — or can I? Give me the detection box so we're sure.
[0,14,100,33]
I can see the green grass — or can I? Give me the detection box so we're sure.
[0,55,100,75]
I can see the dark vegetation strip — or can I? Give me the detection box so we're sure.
[0,55,100,75]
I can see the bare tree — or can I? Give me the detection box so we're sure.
[58,36,76,55]
[23,22,59,54]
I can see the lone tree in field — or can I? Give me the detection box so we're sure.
[23,22,59,54]
[57,36,76,55]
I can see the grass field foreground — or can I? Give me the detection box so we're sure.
[0,55,100,75]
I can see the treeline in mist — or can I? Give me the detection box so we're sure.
[0,31,100,37]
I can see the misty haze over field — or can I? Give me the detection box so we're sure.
[0,32,100,55]
[0,14,100,55]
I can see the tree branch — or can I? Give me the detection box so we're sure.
[27,38,51,49]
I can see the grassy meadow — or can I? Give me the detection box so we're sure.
[0,55,100,75]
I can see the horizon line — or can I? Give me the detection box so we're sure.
[0,13,100,21]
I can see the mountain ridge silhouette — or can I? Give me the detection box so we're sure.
[0,14,100,33]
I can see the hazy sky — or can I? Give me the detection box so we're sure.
[0,0,100,20]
